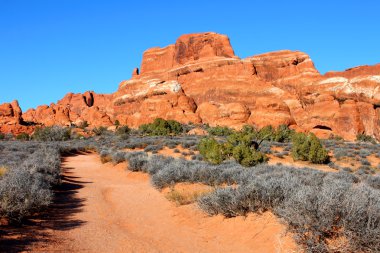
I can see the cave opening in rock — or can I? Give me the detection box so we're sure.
[313,125,332,131]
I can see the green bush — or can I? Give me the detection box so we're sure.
[291,132,329,164]
[207,126,234,136]
[257,125,275,141]
[16,133,29,141]
[257,125,294,142]
[0,133,4,140]
[232,144,267,167]
[274,124,294,142]
[356,133,376,143]
[198,137,226,164]
[139,118,183,136]
[32,126,71,141]
[199,135,267,167]
[228,124,294,144]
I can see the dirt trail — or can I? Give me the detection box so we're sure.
[30,153,299,253]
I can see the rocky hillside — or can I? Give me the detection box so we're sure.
[1,32,380,140]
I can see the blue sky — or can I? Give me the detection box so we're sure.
[1,0,379,110]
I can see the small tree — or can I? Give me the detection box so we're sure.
[207,126,234,136]
[232,144,267,167]
[198,137,225,164]
[292,133,329,164]
[139,118,183,136]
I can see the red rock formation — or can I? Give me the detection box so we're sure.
[1,32,379,141]
[0,100,21,125]
[0,100,34,135]
[23,92,114,128]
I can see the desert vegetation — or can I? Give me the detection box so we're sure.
[1,121,379,252]
[0,142,62,222]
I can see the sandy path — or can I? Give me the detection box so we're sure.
[30,153,299,253]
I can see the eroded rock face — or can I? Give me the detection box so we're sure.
[22,92,113,128]
[1,32,378,140]
[0,100,34,135]
[0,100,21,125]
[114,33,380,140]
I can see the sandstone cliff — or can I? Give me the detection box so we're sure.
[1,32,379,140]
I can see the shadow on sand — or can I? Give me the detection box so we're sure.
[0,153,91,252]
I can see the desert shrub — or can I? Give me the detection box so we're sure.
[327,162,341,170]
[330,135,343,141]
[144,144,162,153]
[207,126,234,136]
[166,142,177,149]
[257,125,275,141]
[32,126,71,141]
[360,158,371,166]
[180,140,197,148]
[144,155,174,175]
[192,154,203,161]
[197,166,380,252]
[332,148,348,160]
[139,118,183,136]
[366,175,380,190]
[0,133,4,140]
[111,151,126,164]
[22,147,62,185]
[115,125,130,139]
[359,150,371,159]
[198,188,242,217]
[125,152,148,172]
[357,165,375,175]
[341,167,353,173]
[93,126,108,136]
[150,159,244,189]
[100,150,112,163]
[356,133,376,143]
[16,132,29,141]
[273,124,294,142]
[244,125,294,143]
[232,144,267,167]
[199,133,268,167]
[0,166,52,222]
[0,143,62,222]
[198,137,226,165]
[292,133,329,164]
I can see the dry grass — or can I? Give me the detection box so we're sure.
[0,166,7,177]
[165,184,213,206]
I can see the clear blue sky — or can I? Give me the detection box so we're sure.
[1,0,379,111]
